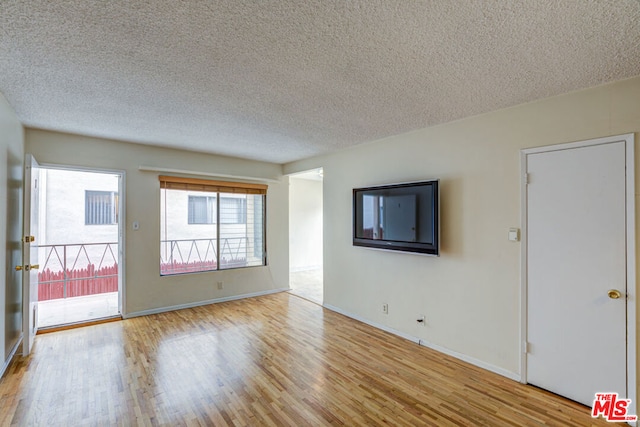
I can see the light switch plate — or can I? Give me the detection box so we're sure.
[509,227,520,242]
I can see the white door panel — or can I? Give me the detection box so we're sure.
[526,141,626,406]
[22,154,40,355]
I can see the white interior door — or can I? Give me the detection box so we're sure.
[525,141,627,406]
[22,154,40,355]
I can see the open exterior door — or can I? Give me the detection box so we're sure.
[21,154,40,355]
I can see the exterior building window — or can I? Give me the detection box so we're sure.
[188,196,247,224]
[85,191,118,225]
[220,197,247,224]
[160,176,267,275]
[188,196,216,224]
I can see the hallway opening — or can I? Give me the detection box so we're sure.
[288,168,323,304]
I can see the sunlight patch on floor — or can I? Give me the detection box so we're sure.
[38,292,119,328]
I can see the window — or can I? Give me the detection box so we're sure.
[160,176,267,275]
[187,196,246,224]
[220,197,247,224]
[85,191,118,225]
[188,196,216,224]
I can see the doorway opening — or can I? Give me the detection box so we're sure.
[288,168,323,304]
[36,167,123,328]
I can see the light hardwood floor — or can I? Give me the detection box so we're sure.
[0,292,615,426]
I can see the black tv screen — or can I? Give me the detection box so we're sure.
[353,180,439,256]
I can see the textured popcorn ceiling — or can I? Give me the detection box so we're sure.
[1,1,639,163]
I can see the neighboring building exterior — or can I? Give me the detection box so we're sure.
[39,169,120,246]
[160,189,264,273]
[36,169,120,299]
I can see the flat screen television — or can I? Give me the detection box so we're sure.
[353,180,439,256]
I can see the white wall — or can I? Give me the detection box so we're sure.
[25,130,288,316]
[284,76,640,380]
[0,92,24,371]
[289,176,323,272]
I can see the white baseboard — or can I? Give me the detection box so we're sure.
[416,338,520,382]
[1,335,22,379]
[323,303,421,344]
[124,288,290,319]
[323,303,520,382]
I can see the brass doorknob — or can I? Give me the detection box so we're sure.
[608,289,622,299]
[15,265,38,271]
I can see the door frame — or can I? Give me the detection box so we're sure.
[32,162,127,319]
[519,133,636,411]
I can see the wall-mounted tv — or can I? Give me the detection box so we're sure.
[353,180,439,256]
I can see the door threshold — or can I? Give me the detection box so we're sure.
[37,315,122,334]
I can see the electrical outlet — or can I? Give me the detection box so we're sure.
[217,281,223,290]
[383,303,388,314]
[417,315,426,326]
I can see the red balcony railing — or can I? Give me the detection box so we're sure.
[160,237,249,275]
[37,242,118,301]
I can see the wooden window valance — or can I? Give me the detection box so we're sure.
[159,175,267,195]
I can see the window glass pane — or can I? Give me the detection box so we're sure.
[161,189,218,275]
[251,195,265,264]
[161,186,265,275]
[219,193,264,270]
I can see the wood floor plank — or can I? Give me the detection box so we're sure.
[0,292,622,426]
